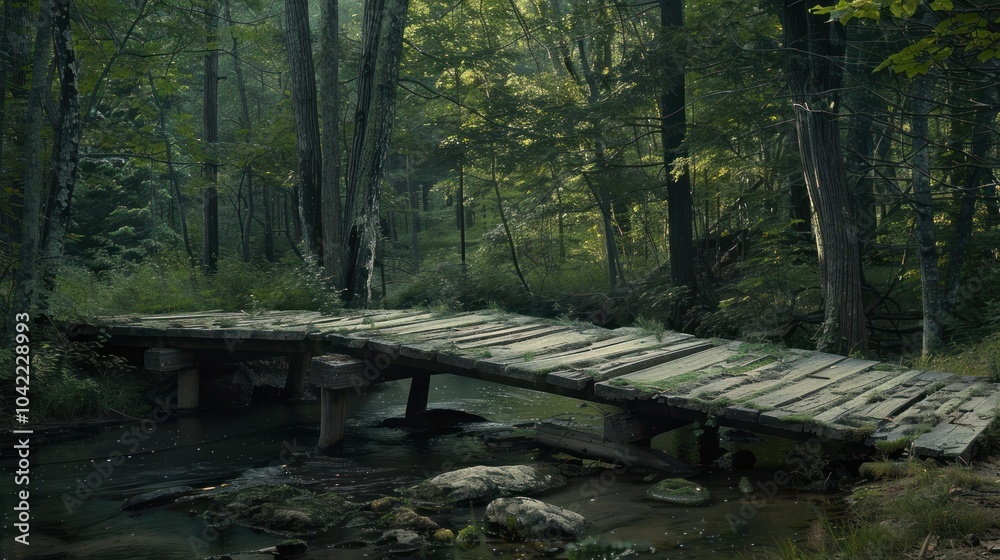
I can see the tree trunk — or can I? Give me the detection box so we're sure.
[228,0,254,263]
[781,0,867,355]
[8,0,49,326]
[491,152,530,294]
[202,2,219,274]
[320,0,344,286]
[38,0,80,295]
[263,183,275,261]
[346,0,409,306]
[945,88,996,311]
[285,0,323,261]
[659,0,695,298]
[911,75,944,355]
[577,38,621,291]
[407,152,419,267]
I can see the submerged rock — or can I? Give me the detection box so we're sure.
[405,464,566,507]
[122,485,194,511]
[203,484,359,536]
[379,506,440,532]
[738,476,754,496]
[645,478,711,506]
[376,529,426,553]
[485,497,589,541]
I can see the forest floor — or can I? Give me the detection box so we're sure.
[781,454,1000,559]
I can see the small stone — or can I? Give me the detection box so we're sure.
[646,478,712,506]
[485,497,589,541]
[433,529,455,543]
[738,476,754,496]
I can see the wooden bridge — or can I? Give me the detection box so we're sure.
[67,308,1000,462]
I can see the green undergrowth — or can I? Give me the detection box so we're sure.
[0,334,155,428]
[752,462,1000,560]
[53,253,342,318]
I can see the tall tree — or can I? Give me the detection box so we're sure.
[202,2,219,274]
[910,74,943,355]
[320,0,344,285]
[39,0,81,292]
[285,0,323,262]
[781,0,867,355]
[659,0,696,315]
[345,0,410,305]
[9,0,50,324]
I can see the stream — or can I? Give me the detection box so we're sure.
[1,374,839,559]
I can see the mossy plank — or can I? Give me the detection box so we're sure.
[813,369,925,424]
[781,368,900,415]
[590,339,714,382]
[609,346,737,387]
[742,358,877,410]
[510,334,669,374]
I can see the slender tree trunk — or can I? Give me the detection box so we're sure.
[911,75,944,355]
[578,38,620,291]
[659,0,695,298]
[9,0,49,325]
[202,2,219,274]
[458,159,466,269]
[263,183,275,261]
[346,0,409,306]
[227,0,254,263]
[407,152,419,267]
[285,0,323,262]
[945,89,997,311]
[781,0,867,355]
[491,152,530,294]
[320,0,344,286]
[38,0,80,294]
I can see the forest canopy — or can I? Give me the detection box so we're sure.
[2,0,1000,360]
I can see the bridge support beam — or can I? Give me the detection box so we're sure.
[405,373,431,419]
[177,367,200,409]
[284,352,312,398]
[318,388,348,448]
[698,423,721,465]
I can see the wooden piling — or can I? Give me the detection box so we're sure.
[405,373,431,419]
[283,352,312,398]
[318,388,348,448]
[177,367,200,409]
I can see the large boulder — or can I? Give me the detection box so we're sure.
[405,464,566,507]
[645,478,711,506]
[485,497,588,541]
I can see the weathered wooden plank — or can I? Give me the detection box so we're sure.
[545,371,593,391]
[510,334,670,374]
[444,321,549,345]
[310,355,369,391]
[780,368,900,416]
[742,358,878,410]
[590,339,714,381]
[813,369,925,424]
[144,348,194,371]
[454,325,572,350]
[911,389,1000,459]
[721,352,846,401]
[373,313,496,336]
[611,346,738,385]
[472,330,610,375]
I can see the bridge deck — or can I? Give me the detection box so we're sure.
[71,309,1000,460]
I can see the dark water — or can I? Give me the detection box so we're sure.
[1,375,836,559]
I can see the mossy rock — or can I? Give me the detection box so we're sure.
[646,479,711,506]
[456,525,481,546]
[203,484,359,536]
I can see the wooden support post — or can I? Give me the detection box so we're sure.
[405,373,431,419]
[284,352,312,398]
[698,423,721,465]
[177,367,200,409]
[318,388,348,448]
[604,412,685,445]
